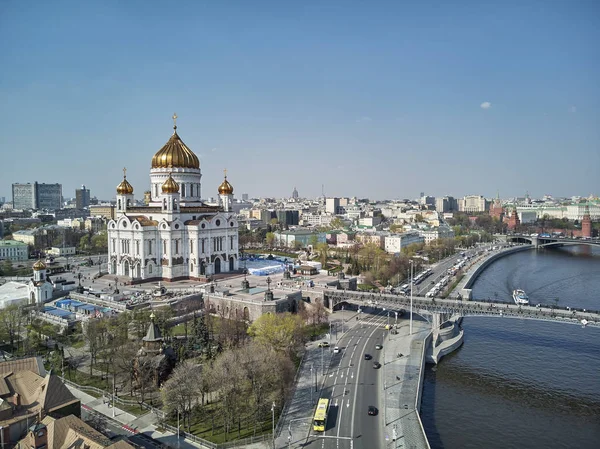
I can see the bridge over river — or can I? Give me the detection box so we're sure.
[321,289,600,328]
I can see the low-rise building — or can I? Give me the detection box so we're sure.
[89,204,115,220]
[355,232,386,248]
[0,357,81,447]
[384,232,424,254]
[203,282,302,322]
[46,247,76,256]
[11,229,37,246]
[418,225,455,245]
[0,240,29,261]
[17,414,137,449]
[274,229,326,248]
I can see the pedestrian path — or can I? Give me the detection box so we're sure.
[382,321,431,449]
[67,386,207,449]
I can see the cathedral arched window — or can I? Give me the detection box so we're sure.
[118,199,122,209]
[181,183,186,197]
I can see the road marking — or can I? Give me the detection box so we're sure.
[316,436,353,440]
[337,394,344,442]
[350,323,381,442]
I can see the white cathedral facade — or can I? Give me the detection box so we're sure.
[107,117,239,282]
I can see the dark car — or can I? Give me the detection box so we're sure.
[368,406,378,416]
[364,354,372,360]
[373,362,381,369]
[375,344,383,350]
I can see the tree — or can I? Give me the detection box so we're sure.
[0,305,25,350]
[247,313,305,357]
[0,260,14,277]
[78,234,91,251]
[162,361,203,431]
[315,242,329,267]
[91,233,108,252]
[309,234,319,249]
[113,341,139,395]
[329,217,345,230]
[265,232,276,249]
[82,318,106,376]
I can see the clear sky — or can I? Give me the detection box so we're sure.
[1,0,598,202]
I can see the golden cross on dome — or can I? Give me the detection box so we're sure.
[224,168,227,178]
[123,167,127,178]
[172,113,178,129]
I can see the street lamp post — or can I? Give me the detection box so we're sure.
[309,365,313,404]
[271,402,276,449]
[410,260,414,335]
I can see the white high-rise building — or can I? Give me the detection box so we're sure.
[107,116,239,281]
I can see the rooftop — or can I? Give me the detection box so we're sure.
[0,239,28,246]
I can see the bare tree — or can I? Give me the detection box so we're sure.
[0,305,25,351]
[161,361,203,431]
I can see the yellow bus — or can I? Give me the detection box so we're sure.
[313,398,329,431]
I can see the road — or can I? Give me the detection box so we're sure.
[303,310,397,449]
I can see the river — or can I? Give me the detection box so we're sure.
[421,245,600,449]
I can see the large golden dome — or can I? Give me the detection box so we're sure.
[151,120,199,169]
[218,175,234,195]
[161,173,180,194]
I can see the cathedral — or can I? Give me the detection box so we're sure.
[107,115,239,282]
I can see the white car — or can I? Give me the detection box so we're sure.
[333,347,340,354]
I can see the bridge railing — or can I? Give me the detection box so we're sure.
[323,290,600,325]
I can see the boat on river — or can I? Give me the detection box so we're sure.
[512,289,530,305]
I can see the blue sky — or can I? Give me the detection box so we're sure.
[1,0,598,202]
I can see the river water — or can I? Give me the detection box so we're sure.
[421,246,600,449]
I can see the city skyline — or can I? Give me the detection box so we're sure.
[1,1,598,201]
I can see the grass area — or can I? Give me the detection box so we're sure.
[357,284,378,292]
[60,368,153,416]
[304,322,330,340]
[166,401,275,444]
[169,323,189,337]
[70,339,86,349]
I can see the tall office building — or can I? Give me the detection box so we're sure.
[12,183,36,210]
[435,196,458,213]
[36,183,62,210]
[12,182,62,210]
[459,195,489,213]
[76,185,91,209]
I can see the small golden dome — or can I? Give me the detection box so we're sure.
[151,120,199,169]
[218,176,234,195]
[116,177,134,195]
[162,174,180,194]
[33,259,46,271]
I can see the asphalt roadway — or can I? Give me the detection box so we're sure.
[303,310,396,449]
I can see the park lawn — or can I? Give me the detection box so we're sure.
[169,323,188,337]
[166,401,275,444]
